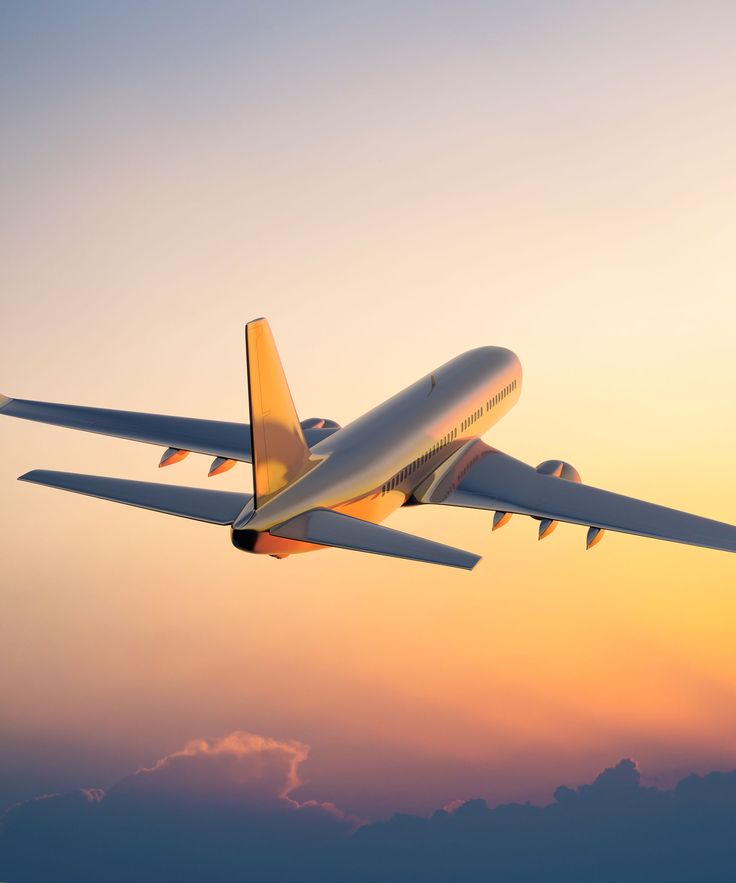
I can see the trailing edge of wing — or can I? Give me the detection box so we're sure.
[271,507,480,570]
[19,470,251,525]
[415,441,736,553]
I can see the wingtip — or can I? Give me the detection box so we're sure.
[18,469,43,483]
[463,553,482,571]
[0,394,11,410]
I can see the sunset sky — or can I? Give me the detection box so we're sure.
[1,0,735,829]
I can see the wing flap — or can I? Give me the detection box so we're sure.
[271,508,480,570]
[19,470,251,525]
[415,441,736,553]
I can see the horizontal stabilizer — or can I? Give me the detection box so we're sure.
[19,470,251,525]
[271,507,480,570]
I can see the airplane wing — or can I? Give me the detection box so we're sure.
[19,470,251,524]
[0,394,336,464]
[1,393,253,461]
[413,440,736,553]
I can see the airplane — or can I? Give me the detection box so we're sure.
[2,318,735,569]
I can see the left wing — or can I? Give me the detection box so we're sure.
[413,440,736,553]
[1,394,253,461]
[0,394,336,464]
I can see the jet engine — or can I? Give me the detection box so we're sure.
[535,459,581,483]
[300,417,342,430]
[532,460,582,540]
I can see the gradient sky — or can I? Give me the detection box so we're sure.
[1,0,735,821]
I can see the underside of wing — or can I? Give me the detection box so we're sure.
[271,508,480,569]
[414,440,736,553]
[19,470,251,524]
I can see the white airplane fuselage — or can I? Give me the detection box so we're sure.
[233,346,522,557]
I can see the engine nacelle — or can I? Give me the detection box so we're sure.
[535,459,581,483]
[534,460,581,541]
[300,417,342,431]
[533,461,604,548]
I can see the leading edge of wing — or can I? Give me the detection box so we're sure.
[272,508,480,570]
[416,442,736,553]
[19,470,251,525]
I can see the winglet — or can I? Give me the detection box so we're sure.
[0,394,11,410]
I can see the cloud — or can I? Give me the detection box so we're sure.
[3,745,736,882]
[109,732,309,807]
[0,731,354,883]
[353,759,736,882]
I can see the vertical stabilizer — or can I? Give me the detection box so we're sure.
[246,319,310,508]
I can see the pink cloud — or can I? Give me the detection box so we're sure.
[111,731,313,809]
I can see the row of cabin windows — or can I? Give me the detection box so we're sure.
[460,378,517,431]
[381,377,517,495]
[381,428,457,494]
[484,377,516,414]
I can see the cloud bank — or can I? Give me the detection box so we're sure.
[0,731,354,882]
[3,734,736,882]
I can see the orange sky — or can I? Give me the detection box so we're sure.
[1,1,735,817]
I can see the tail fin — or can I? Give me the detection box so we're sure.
[246,319,310,508]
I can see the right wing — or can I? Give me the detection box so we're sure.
[414,440,736,553]
[20,470,251,524]
[0,394,335,463]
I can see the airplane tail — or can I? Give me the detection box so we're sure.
[245,319,311,509]
[19,470,251,524]
[271,507,480,570]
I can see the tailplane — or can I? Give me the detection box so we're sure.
[19,470,251,524]
[246,319,311,508]
[272,508,480,570]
